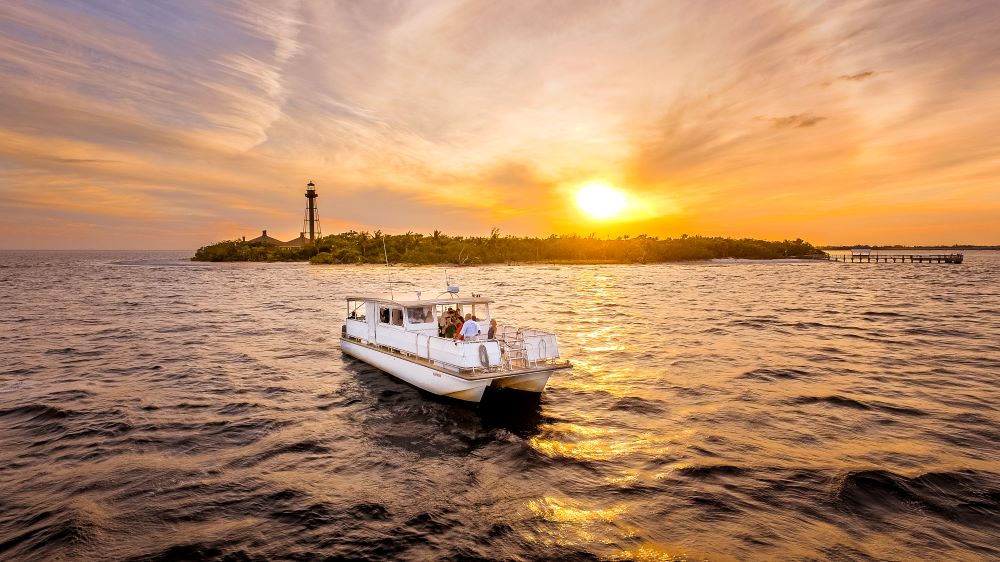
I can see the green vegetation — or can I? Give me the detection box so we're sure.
[192,230,825,264]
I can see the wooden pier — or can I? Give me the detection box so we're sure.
[826,253,964,264]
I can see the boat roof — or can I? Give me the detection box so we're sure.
[345,292,493,307]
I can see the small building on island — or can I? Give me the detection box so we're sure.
[245,230,310,248]
[280,232,310,248]
[246,230,285,245]
[243,181,322,246]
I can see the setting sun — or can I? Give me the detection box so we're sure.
[576,183,627,219]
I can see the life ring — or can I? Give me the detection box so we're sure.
[478,344,490,367]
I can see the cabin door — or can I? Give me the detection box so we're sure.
[366,302,377,341]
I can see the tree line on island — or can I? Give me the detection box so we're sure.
[192,229,826,264]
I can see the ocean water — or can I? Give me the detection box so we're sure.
[0,250,998,561]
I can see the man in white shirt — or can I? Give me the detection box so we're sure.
[458,313,480,341]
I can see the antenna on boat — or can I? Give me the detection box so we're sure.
[382,236,394,299]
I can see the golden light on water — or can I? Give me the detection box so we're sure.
[528,422,673,462]
[576,183,628,219]
[528,497,627,525]
[525,496,634,547]
[610,544,699,562]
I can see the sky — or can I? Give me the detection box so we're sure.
[1,0,999,249]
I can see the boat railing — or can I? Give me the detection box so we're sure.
[501,341,534,370]
[367,326,503,371]
[343,321,559,374]
[495,324,560,362]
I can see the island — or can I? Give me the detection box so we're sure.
[192,230,826,264]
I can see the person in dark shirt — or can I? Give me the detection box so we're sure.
[488,319,497,339]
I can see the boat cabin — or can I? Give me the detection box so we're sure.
[344,293,502,371]
[342,292,560,373]
[346,294,492,337]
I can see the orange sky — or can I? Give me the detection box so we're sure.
[1,1,999,249]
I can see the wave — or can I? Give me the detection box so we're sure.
[0,506,103,560]
[861,310,905,317]
[833,469,1000,528]
[0,404,74,421]
[216,402,260,416]
[676,464,747,478]
[788,395,927,416]
[43,347,102,357]
[737,368,810,381]
[226,440,332,469]
[41,389,94,401]
[608,395,666,415]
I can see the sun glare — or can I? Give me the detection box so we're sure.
[576,183,627,219]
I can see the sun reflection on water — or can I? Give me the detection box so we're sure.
[529,496,626,524]
[604,469,641,486]
[528,422,682,461]
[524,496,634,547]
[611,544,708,562]
[524,498,707,561]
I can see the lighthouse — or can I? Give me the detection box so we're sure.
[303,180,321,241]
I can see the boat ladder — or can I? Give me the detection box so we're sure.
[501,330,536,370]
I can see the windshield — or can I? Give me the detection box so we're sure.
[347,300,365,320]
[407,306,434,324]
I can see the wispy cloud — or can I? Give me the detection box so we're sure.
[757,114,827,128]
[838,71,878,81]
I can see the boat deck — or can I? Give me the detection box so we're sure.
[341,335,571,381]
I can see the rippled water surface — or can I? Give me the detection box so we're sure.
[1,250,998,561]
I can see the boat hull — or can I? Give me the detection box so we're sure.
[340,339,490,402]
[490,371,552,392]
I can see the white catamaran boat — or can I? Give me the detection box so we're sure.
[339,287,571,402]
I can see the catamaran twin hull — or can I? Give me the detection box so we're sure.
[340,337,570,402]
[338,293,571,403]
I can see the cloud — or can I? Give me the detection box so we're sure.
[757,114,827,128]
[838,71,878,81]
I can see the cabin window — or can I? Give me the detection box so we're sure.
[407,306,433,324]
[391,308,404,326]
[347,300,365,321]
[379,306,391,324]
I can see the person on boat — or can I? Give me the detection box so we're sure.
[488,319,497,339]
[438,308,451,335]
[458,313,480,341]
[443,316,458,339]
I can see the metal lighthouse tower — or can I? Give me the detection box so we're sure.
[303,180,321,241]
